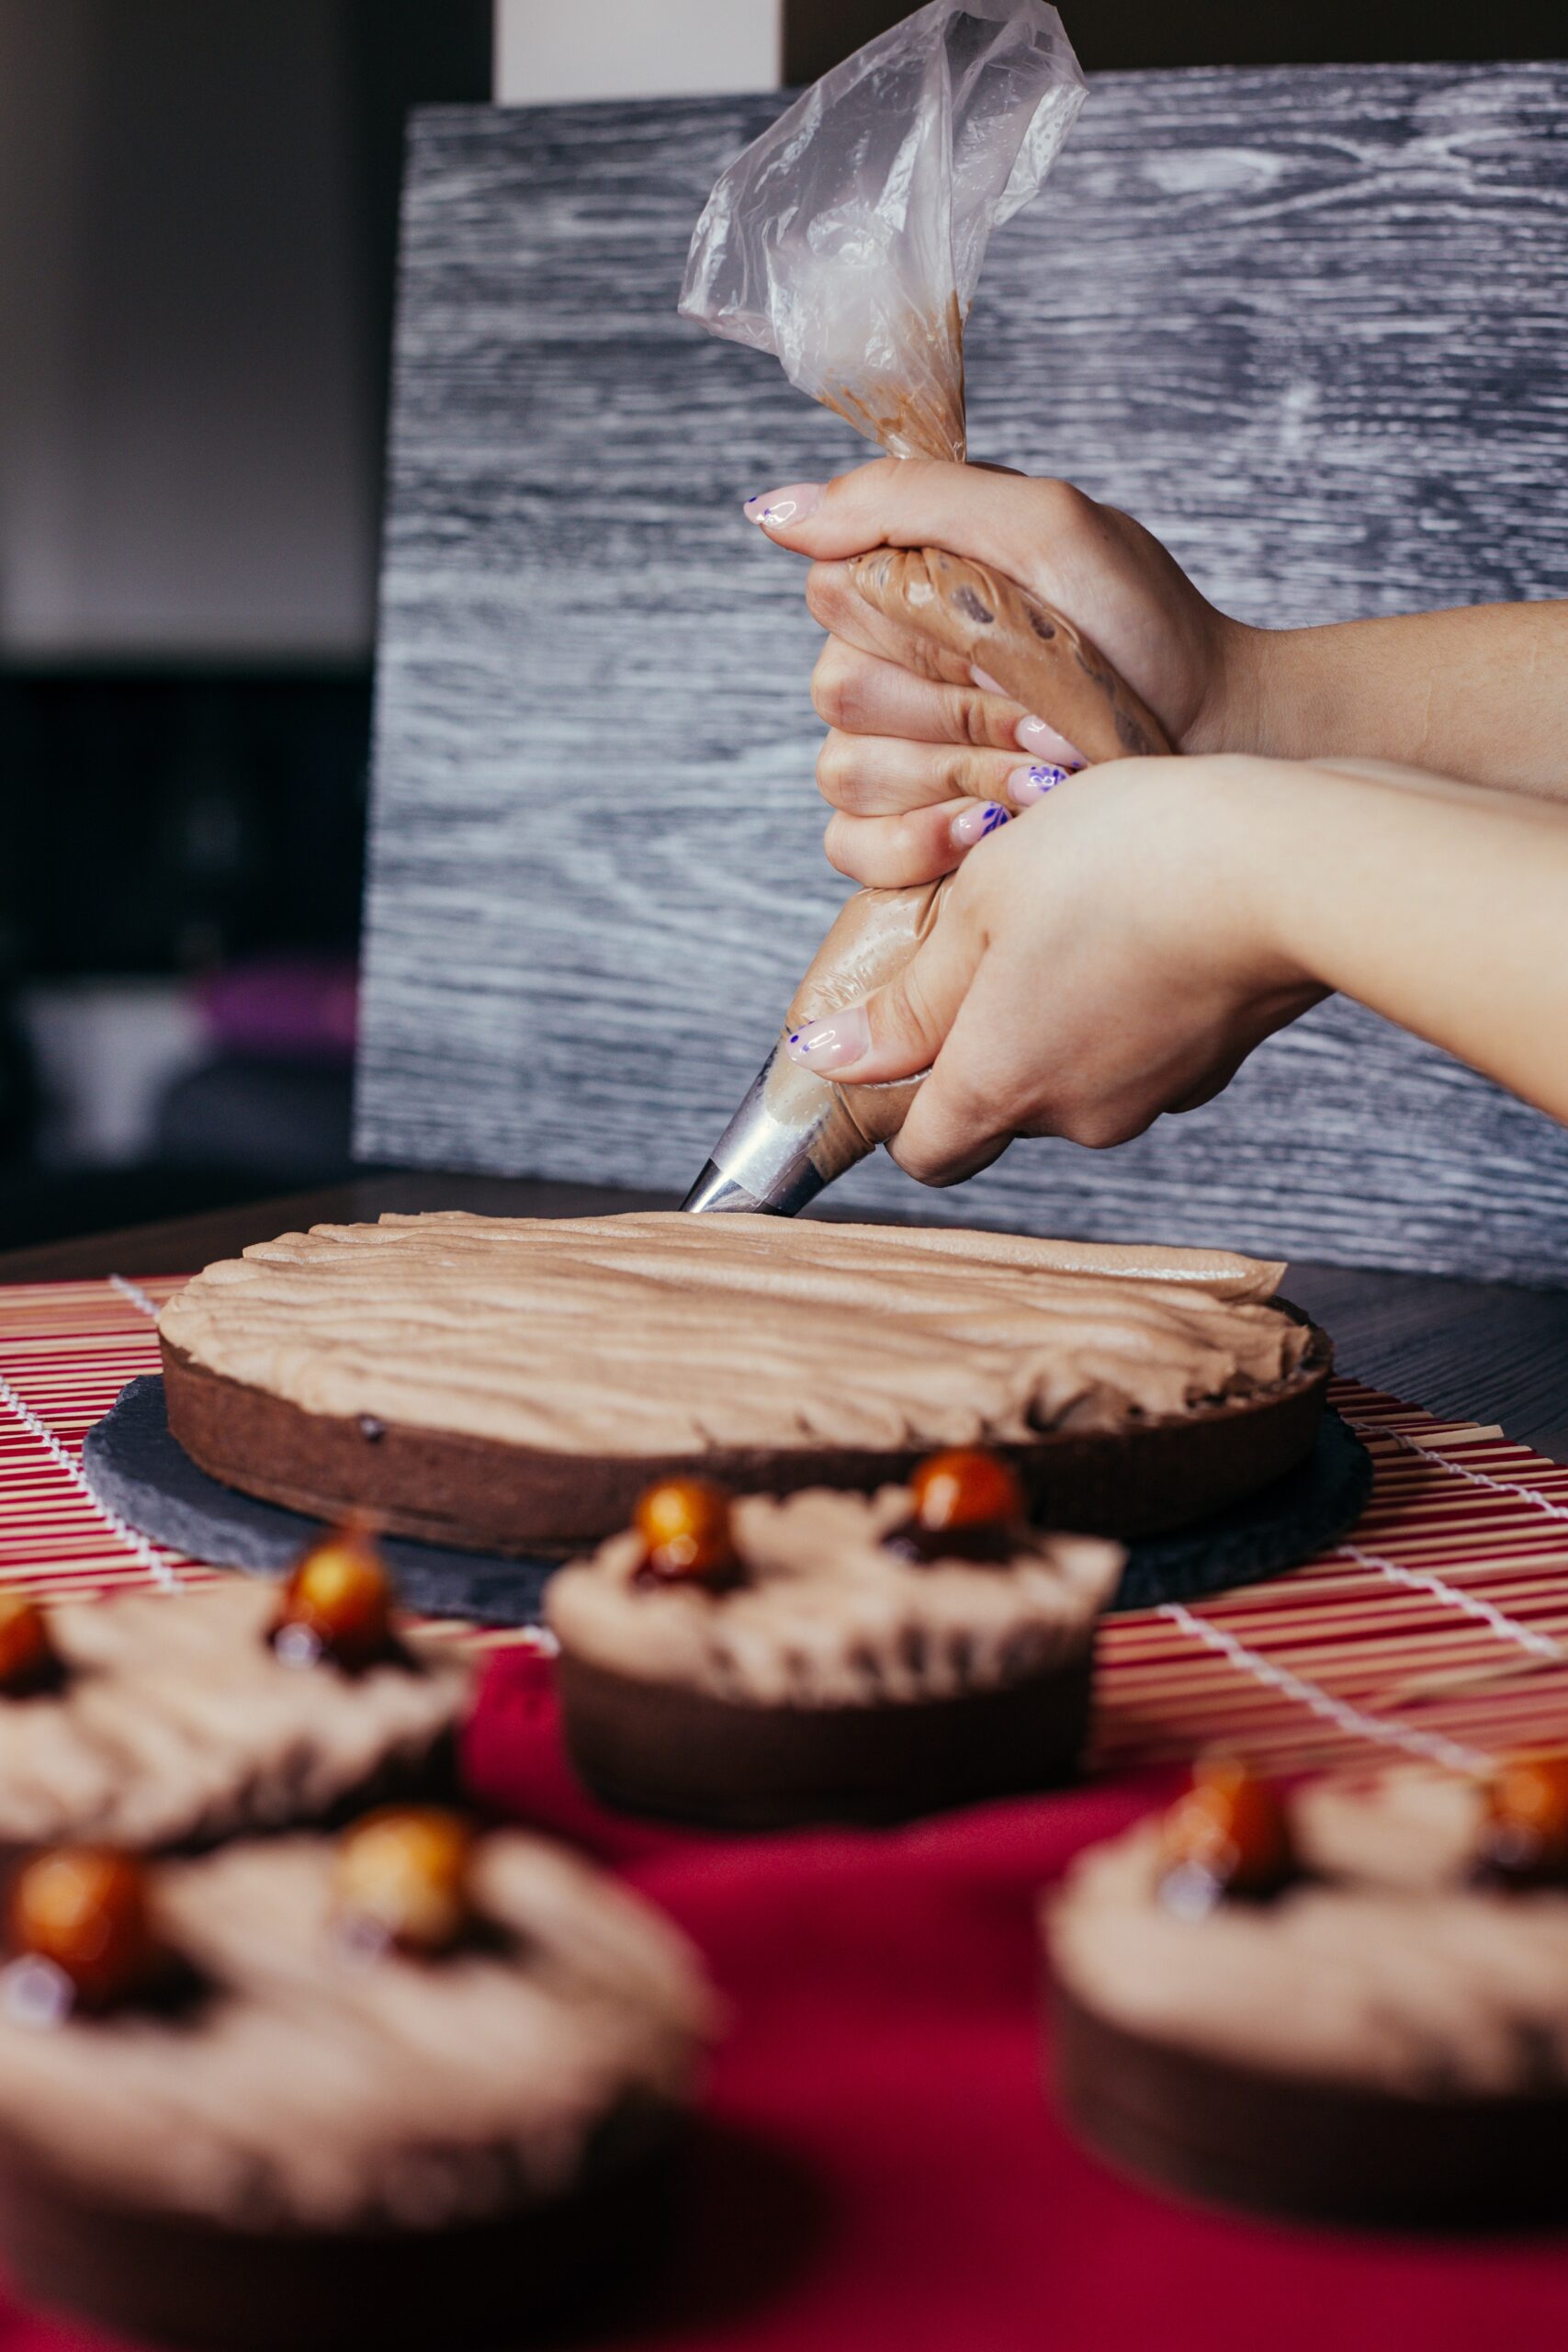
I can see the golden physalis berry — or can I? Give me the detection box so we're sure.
[272,1524,396,1670]
[909,1449,1026,1534]
[632,1478,741,1590]
[1158,1755,1295,1916]
[1479,1754,1568,1887]
[0,1591,58,1696]
[334,1808,476,1958]
[6,1847,158,2013]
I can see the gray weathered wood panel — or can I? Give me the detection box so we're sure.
[357,63,1568,1284]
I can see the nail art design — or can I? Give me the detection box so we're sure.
[950,801,1011,850]
[1010,763,1071,804]
[743,482,825,528]
[784,1004,872,1074]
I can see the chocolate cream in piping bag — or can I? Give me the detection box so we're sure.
[682,1,1169,1173]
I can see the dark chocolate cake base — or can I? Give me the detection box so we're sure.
[0,2109,680,2352]
[557,1649,1094,1830]
[1052,1984,1568,2230]
[160,1314,1332,1555]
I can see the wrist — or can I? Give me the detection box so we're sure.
[1184,618,1277,758]
[1184,756,1325,994]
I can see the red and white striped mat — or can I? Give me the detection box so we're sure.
[4,1274,1568,1775]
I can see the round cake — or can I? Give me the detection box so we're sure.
[0,1556,469,1856]
[548,1461,1124,1827]
[1046,1760,1568,2227]
[0,1820,715,2350]
[158,1212,1329,1553]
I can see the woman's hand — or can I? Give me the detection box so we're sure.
[749,458,1568,824]
[745,458,1242,887]
[784,755,1320,1183]
[780,751,1568,1187]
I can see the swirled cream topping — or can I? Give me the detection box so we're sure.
[160,1212,1306,1455]
[0,1582,468,1851]
[1047,1770,1568,2098]
[0,1831,714,2227]
[547,1486,1123,1707]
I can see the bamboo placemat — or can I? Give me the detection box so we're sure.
[5,1274,1568,1772]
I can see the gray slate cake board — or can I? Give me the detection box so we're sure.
[83,1376,1372,1624]
[356,64,1568,1286]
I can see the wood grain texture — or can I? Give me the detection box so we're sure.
[357,64,1568,1284]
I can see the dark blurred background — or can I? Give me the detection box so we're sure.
[3,0,1562,1249]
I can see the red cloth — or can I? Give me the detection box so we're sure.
[463,1655,1568,2350]
[6,1652,1567,2350]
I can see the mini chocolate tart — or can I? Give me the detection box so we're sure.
[157,1212,1330,1553]
[0,1576,469,1858]
[0,1827,715,2352]
[547,1481,1123,1829]
[1045,1767,1568,2228]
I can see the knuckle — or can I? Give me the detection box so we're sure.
[805,563,858,636]
[814,731,857,806]
[891,1140,952,1188]
[812,645,868,733]
[934,748,982,798]
[821,813,862,880]
[945,685,998,746]
[1031,477,1093,538]
[1055,1099,1147,1150]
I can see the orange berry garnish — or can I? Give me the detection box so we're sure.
[1159,1755,1294,1913]
[909,1449,1026,1535]
[1480,1754,1568,1885]
[632,1479,741,1589]
[0,1592,57,1696]
[334,1808,476,1958]
[6,1848,158,2013]
[273,1524,396,1670]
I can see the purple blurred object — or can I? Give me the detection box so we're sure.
[195,954,358,1066]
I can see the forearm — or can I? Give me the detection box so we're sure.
[1210,605,1568,798]
[1236,762,1568,1123]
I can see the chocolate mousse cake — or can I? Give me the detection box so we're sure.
[548,1456,1124,1827]
[158,1212,1329,1553]
[0,1815,715,2350]
[0,1530,468,1855]
[1047,1758,1568,2226]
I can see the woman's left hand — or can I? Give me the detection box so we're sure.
[783,754,1325,1185]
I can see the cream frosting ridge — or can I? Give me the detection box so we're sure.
[160,1212,1305,1457]
[0,1583,469,1850]
[547,1486,1124,1707]
[0,1832,714,2228]
[1047,1770,1568,2098]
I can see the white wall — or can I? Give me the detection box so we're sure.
[494,0,780,103]
[0,0,377,662]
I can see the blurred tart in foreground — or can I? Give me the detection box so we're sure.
[0,1821,714,2352]
[0,1535,468,1856]
[1046,1759,1568,2226]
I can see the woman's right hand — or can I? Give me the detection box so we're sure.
[745,457,1247,888]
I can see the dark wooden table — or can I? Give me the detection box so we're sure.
[6,1172,1568,1461]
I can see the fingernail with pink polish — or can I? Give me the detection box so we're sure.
[970,666,1010,699]
[784,1005,872,1073]
[743,482,825,528]
[950,801,1010,849]
[1009,762,1072,805]
[1015,713,1086,768]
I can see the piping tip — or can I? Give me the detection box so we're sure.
[679,1159,781,1216]
[680,1035,872,1216]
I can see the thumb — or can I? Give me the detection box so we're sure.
[744,456,1051,575]
[783,896,982,1088]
